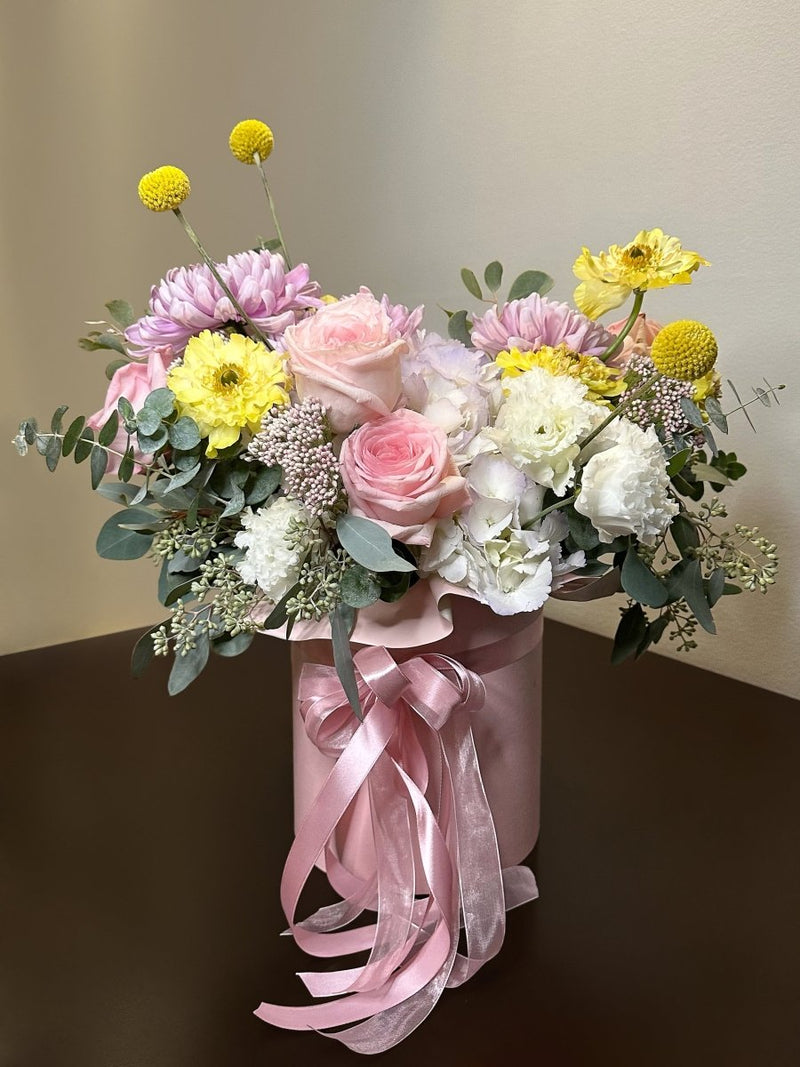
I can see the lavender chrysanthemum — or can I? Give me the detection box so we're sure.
[471,292,613,359]
[625,353,693,438]
[126,250,322,355]
[248,398,341,517]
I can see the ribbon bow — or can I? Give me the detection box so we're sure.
[255,644,538,1054]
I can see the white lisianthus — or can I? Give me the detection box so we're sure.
[234,496,307,602]
[401,333,501,467]
[574,419,679,545]
[487,366,599,493]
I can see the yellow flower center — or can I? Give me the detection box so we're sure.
[217,365,241,388]
[650,320,718,381]
[620,244,653,272]
[229,119,274,164]
[137,165,191,212]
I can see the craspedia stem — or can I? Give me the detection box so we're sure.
[172,208,272,348]
[254,153,292,269]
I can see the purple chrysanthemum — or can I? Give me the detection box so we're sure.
[471,292,613,358]
[125,250,322,354]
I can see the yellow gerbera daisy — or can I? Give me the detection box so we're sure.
[167,331,290,456]
[573,229,709,319]
[496,344,626,404]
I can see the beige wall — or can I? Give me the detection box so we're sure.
[3,0,799,698]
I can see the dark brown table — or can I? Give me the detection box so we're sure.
[2,622,798,1066]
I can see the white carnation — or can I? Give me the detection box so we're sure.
[234,497,307,602]
[575,419,679,545]
[487,366,599,494]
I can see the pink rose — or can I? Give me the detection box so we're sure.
[340,409,471,545]
[605,313,664,370]
[283,291,405,433]
[86,347,172,473]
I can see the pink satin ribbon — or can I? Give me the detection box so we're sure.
[255,626,540,1054]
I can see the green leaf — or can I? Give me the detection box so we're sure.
[704,396,728,433]
[460,267,483,300]
[611,603,648,665]
[692,462,730,485]
[143,387,175,419]
[484,260,503,292]
[22,418,37,445]
[78,332,127,356]
[167,548,206,574]
[105,299,136,329]
[118,446,135,483]
[62,415,86,456]
[447,309,472,347]
[566,509,600,551]
[167,462,202,491]
[680,397,705,429]
[246,465,281,505]
[105,358,129,381]
[507,270,554,301]
[340,565,382,609]
[667,448,691,477]
[74,427,95,463]
[136,406,163,437]
[173,448,202,471]
[336,514,416,573]
[168,632,210,696]
[96,508,156,560]
[378,569,412,603]
[670,513,700,556]
[186,493,200,529]
[220,484,246,519]
[90,445,108,489]
[260,583,302,630]
[135,425,169,453]
[50,405,69,435]
[45,434,61,473]
[670,558,716,634]
[117,396,136,427]
[722,582,743,596]
[707,567,725,607]
[212,631,255,657]
[648,615,669,644]
[621,547,668,607]
[158,559,191,605]
[131,622,166,679]
[98,410,119,447]
[168,417,201,450]
[330,603,362,720]
[95,482,142,505]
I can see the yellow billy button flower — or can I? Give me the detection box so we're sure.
[229,119,274,164]
[496,344,626,404]
[573,228,709,319]
[167,330,290,456]
[137,166,191,212]
[650,320,718,381]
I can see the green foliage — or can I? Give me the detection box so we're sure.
[131,622,166,678]
[507,270,554,301]
[211,631,255,657]
[330,602,361,720]
[168,632,210,696]
[666,558,715,634]
[105,299,136,329]
[168,416,201,450]
[447,309,472,347]
[336,514,416,573]
[78,332,127,356]
[484,260,503,292]
[621,547,668,608]
[460,268,483,300]
[74,427,95,464]
[96,508,157,560]
[611,602,647,664]
[62,416,86,456]
[666,448,691,477]
[340,564,382,609]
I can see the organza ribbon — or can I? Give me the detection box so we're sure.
[254,627,540,1054]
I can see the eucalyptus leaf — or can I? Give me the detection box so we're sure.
[144,388,175,419]
[173,449,203,472]
[649,616,669,644]
[95,482,142,504]
[96,509,155,560]
[136,425,169,453]
[507,270,554,301]
[611,603,647,665]
[74,427,95,464]
[90,445,108,489]
[212,631,255,657]
[336,514,416,573]
[78,332,127,356]
[117,396,136,427]
[667,448,691,477]
[50,405,69,435]
[168,632,210,696]
[566,509,600,551]
[621,547,668,607]
[168,417,201,450]
[117,446,135,483]
[692,462,730,485]
[98,411,119,447]
[341,565,382,609]
[167,548,207,574]
[704,397,728,433]
[447,309,472,347]
[670,513,700,555]
[260,583,302,629]
[484,260,503,292]
[62,416,86,456]
[460,267,483,300]
[136,407,163,437]
[221,484,246,518]
[669,558,716,634]
[22,419,37,445]
[105,299,136,329]
[105,358,129,380]
[167,462,202,491]
[680,397,705,429]
[246,465,282,505]
[45,434,61,473]
[131,622,166,679]
[707,567,725,607]
[186,493,200,529]
[35,434,49,456]
[330,603,362,720]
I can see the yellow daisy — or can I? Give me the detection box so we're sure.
[496,344,626,404]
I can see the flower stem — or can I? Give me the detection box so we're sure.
[172,208,272,347]
[597,290,644,363]
[577,372,664,454]
[254,153,292,269]
[523,493,578,528]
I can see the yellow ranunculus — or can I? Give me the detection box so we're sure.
[496,344,626,404]
[167,330,290,456]
[573,228,709,319]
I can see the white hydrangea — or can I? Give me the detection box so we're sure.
[234,496,307,602]
[486,366,599,494]
[574,418,679,545]
[420,452,584,614]
[401,332,501,467]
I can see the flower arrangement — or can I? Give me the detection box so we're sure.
[14,120,784,1052]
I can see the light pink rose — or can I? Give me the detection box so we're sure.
[86,347,172,473]
[282,291,405,433]
[340,409,471,546]
[605,313,664,369]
